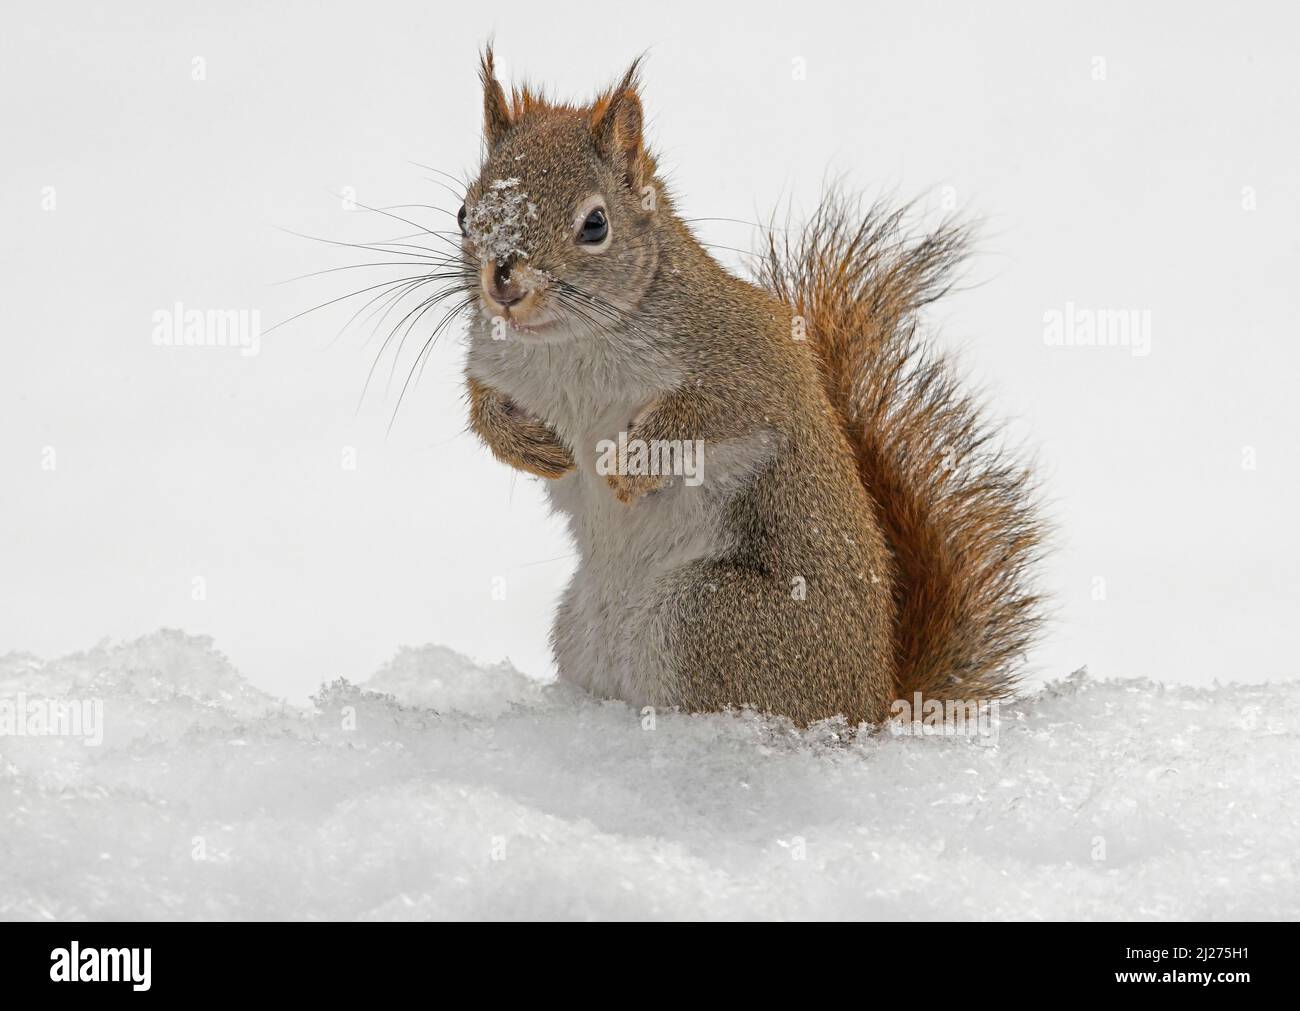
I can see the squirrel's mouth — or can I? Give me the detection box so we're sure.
[476,266,583,342]
[477,298,566,340]
[478,259,561,336]
[505,317,555,337]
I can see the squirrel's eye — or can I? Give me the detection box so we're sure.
[577,208,608,245]
[457,204,468,236]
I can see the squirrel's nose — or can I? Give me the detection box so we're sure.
[489,258,525,307]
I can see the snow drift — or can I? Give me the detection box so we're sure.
[1,630,1296,920]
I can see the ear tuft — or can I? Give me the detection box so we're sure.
[479,44,512,147]
[589,58,651,192]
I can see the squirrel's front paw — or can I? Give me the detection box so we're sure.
[604,405,671,503]
[605,471,667,504]
[516,433,577,479]
[470,381,576,480]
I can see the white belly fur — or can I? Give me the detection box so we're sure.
[465,325,773,705]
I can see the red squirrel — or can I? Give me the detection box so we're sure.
[460,50,1044,725]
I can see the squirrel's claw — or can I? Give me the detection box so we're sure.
[605,471,667,504]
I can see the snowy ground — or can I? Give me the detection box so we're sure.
[1,630,1296,920]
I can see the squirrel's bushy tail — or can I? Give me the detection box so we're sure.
[757,193,1045,703]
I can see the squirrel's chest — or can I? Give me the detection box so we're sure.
[466,330,676,451]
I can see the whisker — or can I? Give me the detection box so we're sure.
[276,261,462,285]
[553,281,663,348]
[328,191,459,251]
[408,161,472,191]
[418,176,469,204]
[378,201,460,220]
[327,275,430,352]
[346,276,439,353]
[275,225,445,262]
[359,283,473,407]
[262,273,447,339]
[390,294,478,432]
[407,161,471,205]
[683,216,788,234]
[415,295,479,384]
[385,285,475,394]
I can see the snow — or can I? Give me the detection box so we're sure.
[465,177,538,264]
[2,630,1296,921]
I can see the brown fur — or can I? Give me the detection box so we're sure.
[757,197,1046,702]
[462,49,1045,721]
[468,376,575,479]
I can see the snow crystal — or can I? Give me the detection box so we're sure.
[465,178,538,265]
[2,631,1296,921]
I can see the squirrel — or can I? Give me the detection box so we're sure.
[460,48,1045,726]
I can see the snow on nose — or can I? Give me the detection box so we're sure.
[465,177,538,266]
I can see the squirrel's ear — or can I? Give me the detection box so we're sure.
[479,45,512,147]
[590,59,649,192]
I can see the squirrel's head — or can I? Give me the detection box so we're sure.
[459,47,662,339]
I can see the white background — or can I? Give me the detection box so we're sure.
[2,0,1296,700]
